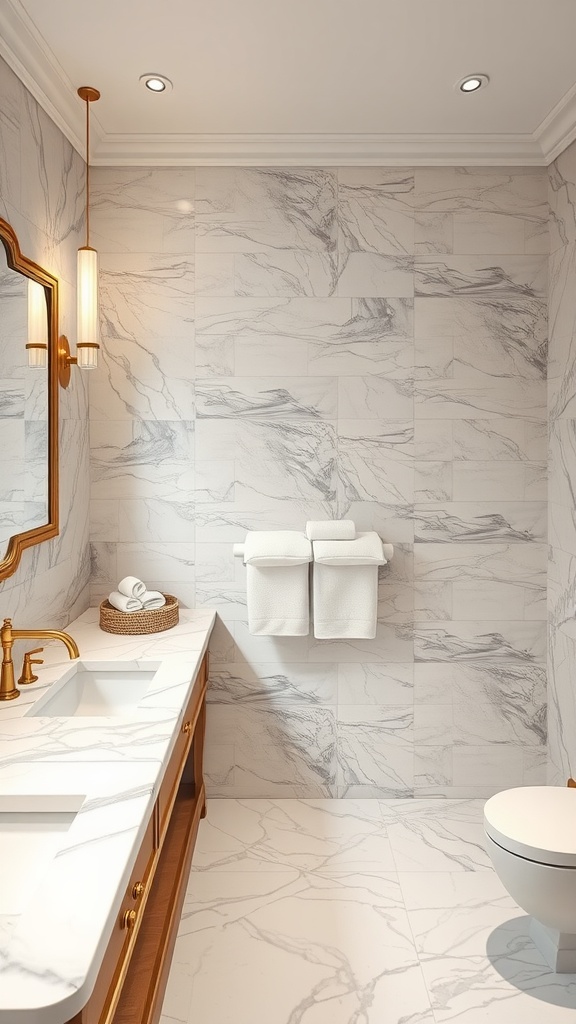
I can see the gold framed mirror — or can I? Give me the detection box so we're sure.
[0,217,59,581]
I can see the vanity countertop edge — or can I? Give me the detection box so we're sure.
[0,606,216,1024]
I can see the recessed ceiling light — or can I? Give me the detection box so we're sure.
[140,74,173,93]
[457,74,489,93]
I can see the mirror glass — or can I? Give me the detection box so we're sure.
[0,218,58,580]
[0,247,49,549]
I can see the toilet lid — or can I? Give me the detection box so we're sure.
[484,787,576,867]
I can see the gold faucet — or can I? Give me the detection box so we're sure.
[0,618,80,702]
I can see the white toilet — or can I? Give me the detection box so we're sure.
[484,786,576,972]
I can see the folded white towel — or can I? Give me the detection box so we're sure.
[306,520,356,541]
[108,591,143,613]
[243,530,312,567]
[313,531,386,566]
[141,590,166,610]
[117,576,146,600]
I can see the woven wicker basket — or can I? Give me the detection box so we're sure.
[99,594,179,635]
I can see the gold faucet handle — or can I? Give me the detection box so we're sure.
[18,647,44,685]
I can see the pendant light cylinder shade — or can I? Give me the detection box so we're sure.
[76,245,99,368]
[26,279,48,368]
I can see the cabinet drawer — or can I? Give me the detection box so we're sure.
[77,810,156,1024]
[157,656,207,841]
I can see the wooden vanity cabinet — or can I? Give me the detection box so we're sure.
[67,653,208,1024]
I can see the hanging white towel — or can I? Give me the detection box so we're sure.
[243,531,312,636]
[305,520,356,541]
[312,531,387,639]
[117,576,146,600]
[141,590,166,610]
[108,591,143,613]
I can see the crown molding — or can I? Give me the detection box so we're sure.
[90,131,545,166]
[0,0,89,154]
[1,0,575,167]
[534,80,576,164]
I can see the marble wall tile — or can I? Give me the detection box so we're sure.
[91,167,194,254]
[208,663,337,705]
[414,621,546,664]
[115,542,195,583]
[414,213,453,254]
[548,138,576,786]
[308,337,414,378]
[414,420,453,460]
[0,59,23,214]
[452,744,524,788]
[337,421,413,505]
[309,622,413,664]
[337,705,414,794]
[238,252,338,297]
[414,502,546,543]
[336,253,414,297]
[337,663,414,705]
[197,295,413,342]
[196,168,337,254]
[88,161,547,798]
[452,419,547,462]
[195,335,235,377]
[206,703,337,793]
[414,462,452,501]
[415,379,545,419]
[451,462,534,501]
[0,57,89,632]
[414,542,546,587]
[414,337,454,380]
[118,498,195,543]
[549,149,576,252]
[338,376,413,419]
[195,377,337,419]
[338,168,415,255]
[415,167,548,217]
[90,420,195,500]
[414,581,453,620]
[452,213,537,254]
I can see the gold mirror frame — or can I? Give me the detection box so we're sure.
[0,217,59,582]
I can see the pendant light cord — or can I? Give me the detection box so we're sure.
[85,95,90,248]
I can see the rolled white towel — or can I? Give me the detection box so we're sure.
[117,576,146,600]
[141,590,166,610]
[108,591,143,613]
[306,520,356,541]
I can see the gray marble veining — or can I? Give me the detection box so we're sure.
[87,159,548,798]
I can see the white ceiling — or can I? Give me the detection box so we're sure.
[2,0,576,164]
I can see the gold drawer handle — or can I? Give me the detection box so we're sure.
[182,720,192,735]
[132,881,145,901]
[122,909,137,930]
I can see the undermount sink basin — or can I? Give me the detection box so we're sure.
[27,662,158,718]
[0,794,84,915]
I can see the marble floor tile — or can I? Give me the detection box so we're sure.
[420,947,576,1023]
[384,799,492,871]
[399,872,521,956]
[190,798,395,873]
[173,870,430,1024]
[160,800,576,1024]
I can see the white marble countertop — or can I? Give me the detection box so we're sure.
[0,606,216,1024]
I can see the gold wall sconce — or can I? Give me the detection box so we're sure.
[57,85,101,388]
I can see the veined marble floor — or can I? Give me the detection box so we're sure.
[159,799,576,1024]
